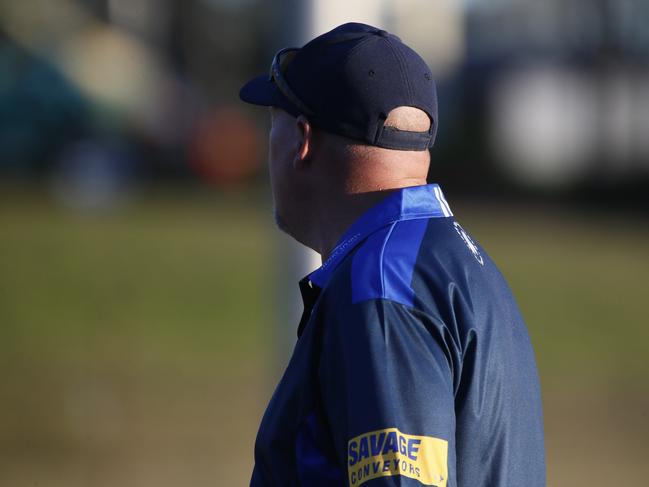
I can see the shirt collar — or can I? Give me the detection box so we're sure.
[308,183,453,289]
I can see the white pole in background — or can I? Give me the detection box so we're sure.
[273,1,464,370]
[307,0,388,36]
[273,0,388,367]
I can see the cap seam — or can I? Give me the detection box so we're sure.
[341,34,380,68]
[382,37,414,105]
[340,34,391,145]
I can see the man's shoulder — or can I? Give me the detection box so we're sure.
[322,215,517,319]
[321,217,458,307]
[350,217,493,296]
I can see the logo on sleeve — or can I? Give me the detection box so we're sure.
[453,222,484,265]
[347,428,448,486]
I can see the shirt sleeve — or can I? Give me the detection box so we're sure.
[318,298,457,487]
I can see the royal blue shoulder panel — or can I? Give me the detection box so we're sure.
[351,218,429,306]
[310,184,451,289]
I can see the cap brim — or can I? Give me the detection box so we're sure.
[239,75,281,106]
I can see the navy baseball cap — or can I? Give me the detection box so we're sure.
[239,22,438,151]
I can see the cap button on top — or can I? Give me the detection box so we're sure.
[376,29,389,38]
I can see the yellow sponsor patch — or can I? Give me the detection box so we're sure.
[347,427,447,486]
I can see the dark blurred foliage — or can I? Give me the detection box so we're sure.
[0,0,272,190]
[0,30,89,175]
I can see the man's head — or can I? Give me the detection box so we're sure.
[241,22,438,150]
[240,23,438,251]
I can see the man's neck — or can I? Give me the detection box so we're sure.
[314,189,401,262]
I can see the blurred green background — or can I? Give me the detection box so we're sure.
[2,188,647,486]
[1,0,648,486]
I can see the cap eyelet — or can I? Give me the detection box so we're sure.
[368,69,375,77]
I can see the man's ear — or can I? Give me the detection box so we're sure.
[294,115,313,168]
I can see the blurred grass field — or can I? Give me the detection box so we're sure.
[0,187,647,486]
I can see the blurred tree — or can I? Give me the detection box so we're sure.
[0,29,89,176]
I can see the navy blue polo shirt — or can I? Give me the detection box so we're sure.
[251,184,545,487]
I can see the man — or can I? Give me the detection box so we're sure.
[239,22,545,487]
